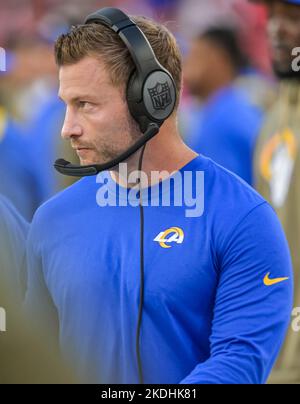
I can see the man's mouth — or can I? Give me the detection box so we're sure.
[72,144,93,151]
[73,147,93,159]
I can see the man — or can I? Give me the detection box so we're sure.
[25,9,293,384]
[252,0,300,384]
[183,27,263,185]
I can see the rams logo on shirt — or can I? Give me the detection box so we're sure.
[154,227,184,249]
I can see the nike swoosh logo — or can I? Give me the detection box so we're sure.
[263,272,289,286]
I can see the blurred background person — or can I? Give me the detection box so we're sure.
[0,32,62,221]
[0,99,41,221]
[252,0,300,385]
[0,194,77,383]
[183,27,264,185]
[0,7,82,221]
[0,290,77,383]
[0,194,28,303]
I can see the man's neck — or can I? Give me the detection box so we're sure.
[110,118,198,188]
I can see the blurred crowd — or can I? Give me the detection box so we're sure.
[0,0,299,383]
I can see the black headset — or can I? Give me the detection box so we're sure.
[54,7,177,177]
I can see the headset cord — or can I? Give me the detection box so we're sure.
[136,143,147,385]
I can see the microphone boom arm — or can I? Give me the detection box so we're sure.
[54,123,159,177]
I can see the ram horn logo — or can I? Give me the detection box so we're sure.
[148,81,172,110]
[154,227,184,249]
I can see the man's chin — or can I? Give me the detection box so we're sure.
[79,156,115,167]
[79,158,95,166]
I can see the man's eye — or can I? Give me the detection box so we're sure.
[79,101,89,108]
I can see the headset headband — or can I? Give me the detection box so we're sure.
[85,8,162,79]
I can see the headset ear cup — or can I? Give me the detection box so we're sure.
[126,71,139,121]
[126,71,136,98]
[127,69,177,132]
[143,71,177,121]
[127,71,154,133]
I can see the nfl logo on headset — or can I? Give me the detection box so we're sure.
[148,82,172,110]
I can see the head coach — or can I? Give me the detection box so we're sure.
[24,8,293,384]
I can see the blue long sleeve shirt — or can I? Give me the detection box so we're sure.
[24,155,293,384]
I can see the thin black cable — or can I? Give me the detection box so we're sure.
[136,143,147,385]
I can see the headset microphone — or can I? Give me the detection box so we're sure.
[54,123,159,177]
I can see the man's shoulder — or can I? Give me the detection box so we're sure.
[197,154,267,217]
[32,176,97,226]
[197,156,283,264]
[197,153,263,193]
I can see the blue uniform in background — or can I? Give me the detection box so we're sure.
[0,115,41,221]
[0,195,28,302]
[185,86,263,186]
[0,96,66,222]
[25,94,66,203]
[25,155,293,384]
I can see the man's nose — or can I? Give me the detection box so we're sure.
[61,108,83,140]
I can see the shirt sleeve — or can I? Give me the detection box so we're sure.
[180,202,294,384]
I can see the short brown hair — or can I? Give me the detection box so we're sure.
[54,15,182,109]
